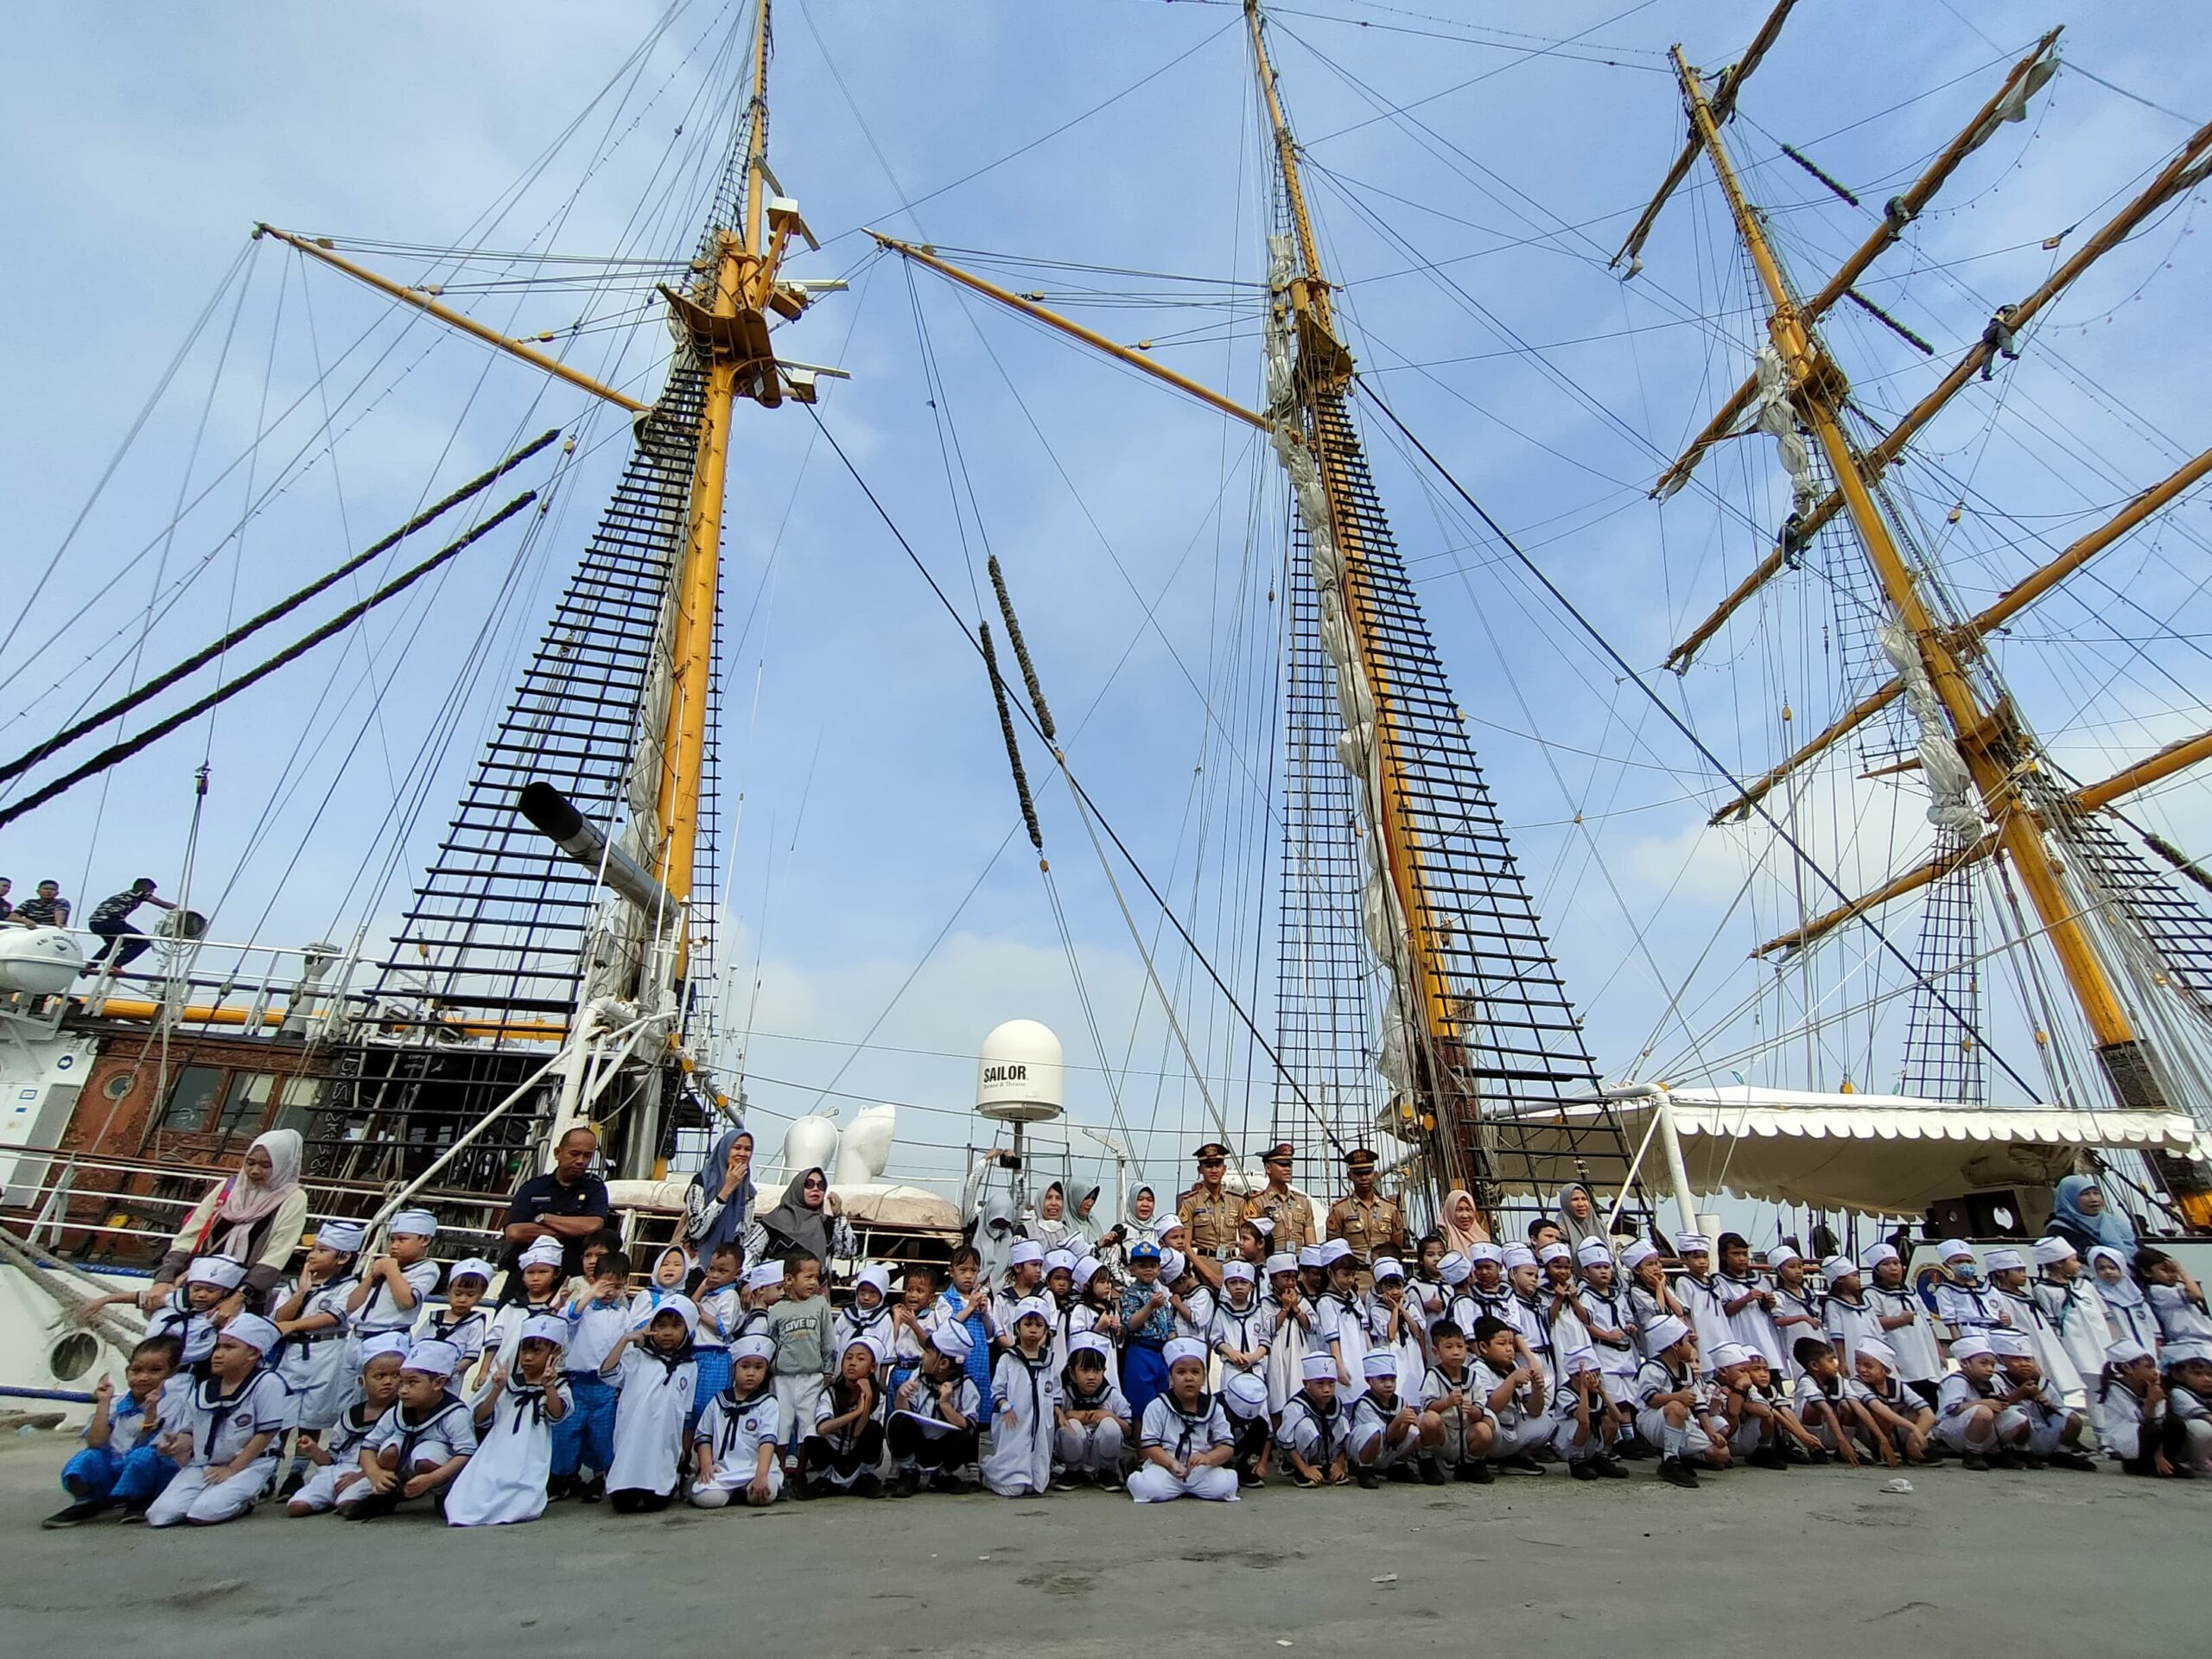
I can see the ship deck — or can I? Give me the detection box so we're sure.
[1,1435,2200,1653]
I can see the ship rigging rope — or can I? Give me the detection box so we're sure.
[0,432,560,796]
[1351,377,2044,1100]
[800,401,1337,1135]
[0,493,537,836]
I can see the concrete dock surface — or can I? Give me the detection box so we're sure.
[3,1437,2202,1656]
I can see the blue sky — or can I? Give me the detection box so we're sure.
[4,1,2209,1218]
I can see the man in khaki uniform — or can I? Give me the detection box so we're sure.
[1243,1141,1315,1256]
[1178,1142,1243,1292]
[1325,1147,1406,1269]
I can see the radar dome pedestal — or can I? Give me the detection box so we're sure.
[976,1019,1064,1122]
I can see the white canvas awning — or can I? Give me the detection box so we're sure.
[1490,1084,2212,1217]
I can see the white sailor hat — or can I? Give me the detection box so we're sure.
[1362,1349,1399,1379]
[745,1262,784,1291]
[1224,1259,1256,1283]
[186,1255,247,1290]
[1937,1238,1975,1261]
[391,1209,439,1237]
[729,1334,775,1364]
[1438,1252,1471,1286]
[1319,1239,1354,1267]
[447,1256,495,1287]
[1010,1295,1054,1326]
[1249,1215,1275,1238]
[316,1219,366,1254]
[1769,1243,1803,1268]
[1988,1330,2034,1358]
[519,1238,565,1269]
[1536,1243,1571,1266]
[1620,1240,1658,1269]
[1223,1370,1269,1415]
[1069,1331,1111,1361]
[1821,1255,1859,1282]
[1163,1337,1208,1370]
[1564,1348,1603,1376]
[1264,1252,1300,1276]
[1370,1256,1406,1282]
[1863,1243,1900,1268]
[1644,1315,1692,1354]
[1159,1248,1187,1283]
[1857,1338,1897,1369]
[1675,1233,1711,1255]
[2164,1338,2212,1366]
[402,1338,460,1376]
[842,1332,887,1367]
[2104,1337,2152,1368]
[1466,1242,1503,1267]
[2031,1236,2077,1266]
[1501,1244,1537,1271]
[855,1262,892,1296]
[1300,1352,1339,1381]
[1008,1240,1046,1267]
[645,1294,699,1335]
[359,1332,410,1365]
[1949,1334,1994,1361]
[1074,1255,1104,1282]
[219,1313,281,1356]
[931,1320,976,1361]
[1297,1245,1325,1269]
[1043,1249,1079,1275]
[1575,1239,1612,1268]
[1984,1248,2027,1274]
[518,1314,569,1348]
[1708,1342,1751,1370]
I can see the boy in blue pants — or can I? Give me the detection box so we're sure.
[552,1249,631,1501]
[46,1334,188,1527]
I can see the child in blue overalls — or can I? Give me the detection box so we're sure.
[44,1334,188,1527]
[553,1248,632,1501]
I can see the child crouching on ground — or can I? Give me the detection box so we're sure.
[147,1314,291,1528]
[1850,1338,1935,1465]
[2158,1338,2212,1474]
[803,1334,889,1497]
[2096,1338,2170,1476]
[887,1319,982,1496]
[1351,1347,1425,1487]
[446,1314,571,1527]
[349,1339,476,1520]
[289,1332,407,1516]
[45,1333,187,1528]
[1633,1315,1724,1488]
[1278,1351,1349,1486]
[1055,1331,1130,1490]
[691,1334,783,1510]
[1417,1319,1494,1484]
[1989,1330,2096,1471]
[1127,1336,1237,1503]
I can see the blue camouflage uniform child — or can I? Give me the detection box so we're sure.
[44,1334,189,1527]
[553,1247,632,1501]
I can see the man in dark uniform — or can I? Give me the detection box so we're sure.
[499,1126,613,1289]
[1325,1147,1406,1270]
[1178,1141,1243,1293]
[1243,1141,1315,1256]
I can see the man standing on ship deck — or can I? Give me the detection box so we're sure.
[499,1127,613,1289]
[1244,1142,1315,1256]
[1179,1143,1243,1293]
[1327,1147,1405,1274]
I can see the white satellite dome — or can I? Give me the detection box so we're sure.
[780,1113,841,1179]
[0,927,86,995]
[976,1018,1065,1122]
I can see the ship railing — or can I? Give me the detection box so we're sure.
[41,925,377,1039]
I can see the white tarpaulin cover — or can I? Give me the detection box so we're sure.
[1490,1084,2212,1217]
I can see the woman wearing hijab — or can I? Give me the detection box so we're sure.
[2091,1244,2158,1351]
[1029,1182,1074,1252]
[682,1128,755,1262]
[142,1128,308,1313]
[748,1167,856,1268]
[1071,1186,1107,1249]
[1552,1183,1611,1257]
[1439,1189,1490,1258]
[2044,1173,2139,1261]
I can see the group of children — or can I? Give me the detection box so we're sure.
[41,1206,2212,1529]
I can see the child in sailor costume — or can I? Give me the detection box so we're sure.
[1127,1337,1238,1503]
[1716,1233,1784,1370]
[690,1245,744,1421]
[1984,1246,2084,1408]
[148,1313,294,1528]
[2164,1338,2212,1473]
[288,1331,406,1516]
[1573,1240,1638,1414]
[1632,1314,1723,1487]
[1262,1250,1315,1416]
[1622,1239,1684,1357]
[1416,1318,1494,1483]
[1932,1241,2011,1338]
[2091,1245,2159,1351]
[555,1247,634,1497]
[345,1209,442,1406]
[1763,1247,1824,1379]
[1671,1236,1732,1375]
[1470,1313,1552,1475]
[601,1296,698,1513]
[804,1333,891,1497]
[1277,1351,1351,1485]
[1863,1243,1942,1406]
[1850,1338,1936,1465]
[1933,1333,2031,1470]
[445,1314,572,1526]
[148,1254,241,1370]
[349,1338,477,1519]
[1819,1256,1885,1372]
[836,1262,899,1358]
[1314,1239,1370,1397]
[1348,1347,1424,1486]
[691,1334,784,1508]
[1988,1328,2096,1469]
[1209,1259,1273,1390]
[1054,1331,1130,1489]
[416,1256,495,1389]
[269,1217,364,1465]
[2032,1237,2115,1433]
[46,1334,188,1527]
[2095,1338,2168,1475]
[1363,1256,1427,1398]
[982,1296,1061,1497]
[887,1319,982,1496]
[1217,1370,1273,1487]
[488,1237,569,1374]
[1548,1351,1625,1479]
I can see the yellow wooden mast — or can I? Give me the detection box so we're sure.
[1675,49,2171,1111]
